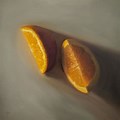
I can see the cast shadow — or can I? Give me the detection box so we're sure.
[38,26,120,109]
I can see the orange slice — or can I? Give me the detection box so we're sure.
[62,39,99,93]
[21,25,57,73]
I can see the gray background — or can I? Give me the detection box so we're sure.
[0,0,120,120]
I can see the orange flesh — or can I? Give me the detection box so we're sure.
[62,40,95,93]
[21,27,47,73]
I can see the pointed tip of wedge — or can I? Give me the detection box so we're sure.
[20,26,31,32]
[62,39,69,48]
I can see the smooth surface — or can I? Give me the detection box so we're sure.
[0,0,120,120]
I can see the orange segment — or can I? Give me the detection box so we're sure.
[21,25,57,73]
[62,39,99,93]
[21,26,48,73]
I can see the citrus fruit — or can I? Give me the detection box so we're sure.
[62,39,99,93]
[21,25,57,73]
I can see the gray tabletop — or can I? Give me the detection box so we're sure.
[0,0,120,120]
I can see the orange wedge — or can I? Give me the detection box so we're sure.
[21,25,57,73]
[62,39,99,93]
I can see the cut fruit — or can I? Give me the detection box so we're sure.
[21,25,57,73]
[62,39,99,93]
